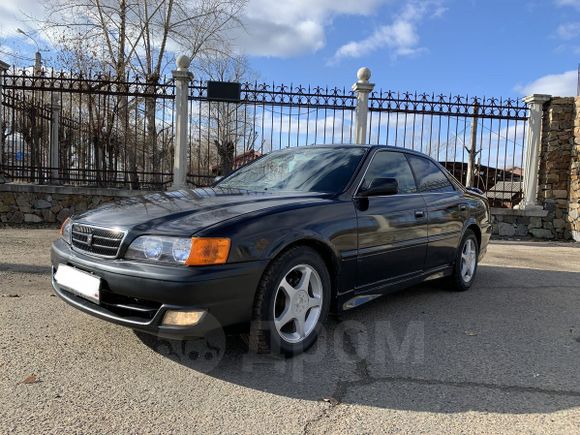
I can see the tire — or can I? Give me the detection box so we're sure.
[248,246,331,356]
[447,229,479,292]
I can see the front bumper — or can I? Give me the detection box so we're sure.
[51,238,267,338]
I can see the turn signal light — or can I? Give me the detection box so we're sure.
[60,217,70,235]
[185,238,231,266]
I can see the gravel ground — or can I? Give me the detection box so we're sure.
[0,229,579,434]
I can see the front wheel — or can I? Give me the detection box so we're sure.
[249,246,331,356]
[448,230,479,292]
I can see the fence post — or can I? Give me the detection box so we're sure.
[352,67,374,145]
[518,94,551,210]
[171,55,193,190]
[49,94,60,184]
[0,60,9,170]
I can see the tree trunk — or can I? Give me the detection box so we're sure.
[215,139,234,176]
[145,76,159,187]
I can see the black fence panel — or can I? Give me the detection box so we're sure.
[1,70,175,190]
[0,69,529,207]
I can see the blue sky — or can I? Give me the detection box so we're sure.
[1,0,579,98]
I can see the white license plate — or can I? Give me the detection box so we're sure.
[55,264,101,304]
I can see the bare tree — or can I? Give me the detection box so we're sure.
[40,0,246,187]
[196,55,258,176]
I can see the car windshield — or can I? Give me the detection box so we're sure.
[216,147,367,194]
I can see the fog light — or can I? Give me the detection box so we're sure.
[162,310,206,326]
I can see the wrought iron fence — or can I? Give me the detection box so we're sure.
[0,68,529,207]
[185,81,357,186]
[1,70,176,189]
[367,91,529,207]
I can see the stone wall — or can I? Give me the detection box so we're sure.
[536,97,575,239]
[0,184,143,225]
[569,98,580,240]
[492,208,555,239]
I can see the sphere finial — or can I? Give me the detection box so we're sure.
[176,55,191,71]
[357,67,371,82]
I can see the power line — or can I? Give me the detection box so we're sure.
[0,49,34,62]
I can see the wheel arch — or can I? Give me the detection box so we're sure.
[266,237,341,304]
[465,222,482,249]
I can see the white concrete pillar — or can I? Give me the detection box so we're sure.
[49,93,61,183]
[0,60,9,169]
[171,55,193,190]
[517,94,551,210]
[352,67,375,145]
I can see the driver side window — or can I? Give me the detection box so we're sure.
[362,151,417,194]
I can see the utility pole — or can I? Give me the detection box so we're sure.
[465,102,480,188]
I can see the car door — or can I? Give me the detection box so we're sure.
[406,154,465,270]
[355,150,428,290]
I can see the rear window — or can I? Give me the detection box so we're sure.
[407,155,455,193]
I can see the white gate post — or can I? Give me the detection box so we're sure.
[518,94,551,210]
[0,60,9,169]
[352,67,374,145]
[171,55,193,190]
[49,93,60,183]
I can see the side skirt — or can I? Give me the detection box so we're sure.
[337,265,454,312]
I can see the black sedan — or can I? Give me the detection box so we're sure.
[51,145,491,355]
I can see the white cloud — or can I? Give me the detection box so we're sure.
[0,0,42,37]
[233,18,326,57]
[0,0,392,60]
[334,20,421,60]
[555,0,580,8]
[515,70,577,97]
[331,0,445,63]
[235,0,390,57]
[556,22,580,40]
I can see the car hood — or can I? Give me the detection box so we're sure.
[74,188,331,235]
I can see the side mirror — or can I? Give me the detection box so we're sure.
[360,177,399,197]
[213,176,224,184]
[466,186,483,195]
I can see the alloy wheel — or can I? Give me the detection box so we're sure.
[460,239,477,282]
[273,264,323,344]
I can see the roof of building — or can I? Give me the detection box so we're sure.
[485,181,523,200]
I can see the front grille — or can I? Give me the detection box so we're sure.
[72,224,125,258]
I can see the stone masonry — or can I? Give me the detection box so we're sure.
[485,96,580,240]
[536,97,575,239]
[570,98,580,240]
[492,96,580,241]
[0,184,142,225]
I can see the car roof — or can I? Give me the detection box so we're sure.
[305,143,434,158]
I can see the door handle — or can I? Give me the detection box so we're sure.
[459,203,467,211]
[415,210,425,219]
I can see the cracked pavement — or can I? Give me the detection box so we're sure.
[1,229,579,434]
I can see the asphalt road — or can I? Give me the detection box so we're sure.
[1,229,579,434]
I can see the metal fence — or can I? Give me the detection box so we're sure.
[1,71,176,189]
[0,68,529,206]
[367,91,529,207]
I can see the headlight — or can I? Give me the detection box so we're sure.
[125,236,231,266]
[60,218,72,244]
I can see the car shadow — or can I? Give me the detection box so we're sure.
[137,264,580,414]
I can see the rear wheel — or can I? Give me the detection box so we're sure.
[249,246,331,356]
[448,230,479,292]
